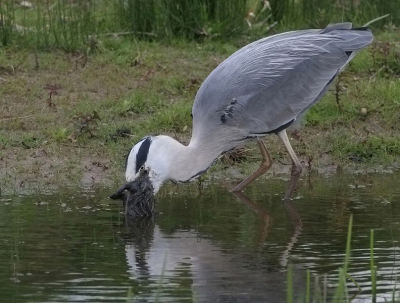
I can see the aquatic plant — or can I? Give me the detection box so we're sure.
[286,216,399,302]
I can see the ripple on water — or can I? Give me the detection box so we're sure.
[0,172,400,302]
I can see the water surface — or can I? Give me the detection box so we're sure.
[1,171,399,302]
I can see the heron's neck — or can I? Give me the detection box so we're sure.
[150,135,223,185]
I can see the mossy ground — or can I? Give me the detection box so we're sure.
[0,30,399,194]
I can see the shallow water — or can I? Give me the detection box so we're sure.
[1,171,400,303]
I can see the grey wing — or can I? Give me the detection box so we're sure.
[192,24,373,140]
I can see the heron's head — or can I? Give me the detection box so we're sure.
[124,136,167,194]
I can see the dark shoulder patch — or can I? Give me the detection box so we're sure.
[135,137,152,173]
[220,98,238,124]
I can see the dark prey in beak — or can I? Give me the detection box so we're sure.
[110,170,155,219]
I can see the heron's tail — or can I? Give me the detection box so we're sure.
[322,23,374,70]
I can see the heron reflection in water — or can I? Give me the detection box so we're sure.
[122,192,303,302]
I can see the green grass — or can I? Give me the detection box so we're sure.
[0,14,399,191]
[279,0,399,29]
[0,0,266,49]
[0,0,400,192]
[370,229,377,303]
[0,0,399,50]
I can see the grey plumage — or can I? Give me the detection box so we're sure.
[192,23,373,152]
[117,23,373,205]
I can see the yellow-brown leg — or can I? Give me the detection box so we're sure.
[231,139,272,192]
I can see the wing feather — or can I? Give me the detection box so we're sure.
[191,23,373,144]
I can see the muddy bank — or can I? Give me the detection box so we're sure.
[1,36,399,195]
[1,143,398,196]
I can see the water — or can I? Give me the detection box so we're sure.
[1,171,400,303]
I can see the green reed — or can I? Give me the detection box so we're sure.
[114,0,249,40]
[287,264,294,303]
[371,229,377,303]
[0,0,97,50]
[279,0,398,29]
[306,269,311,303]
[286,215,399,302]
[0,0,15,46]
[1,0,397,51]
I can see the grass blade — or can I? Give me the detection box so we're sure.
[287,264,293,303]
[370,229,377,303]
[306,269,310,303]
[333,215,353,301]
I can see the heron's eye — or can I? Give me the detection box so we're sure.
[139,166,148,176]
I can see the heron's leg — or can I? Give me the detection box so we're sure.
[277,130,303,199]
[231,139,272,192]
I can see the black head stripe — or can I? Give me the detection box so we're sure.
[135,137,151,173]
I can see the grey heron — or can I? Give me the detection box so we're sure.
[122,23,373,198]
